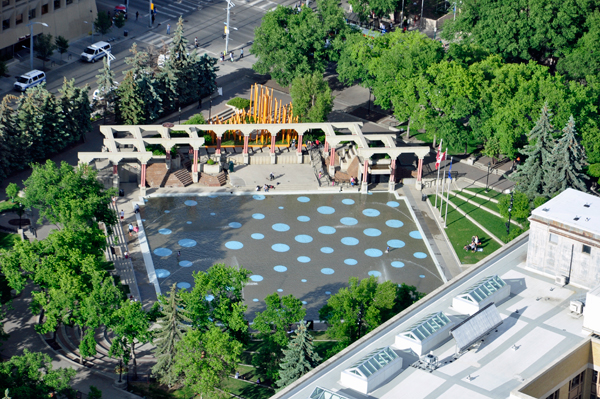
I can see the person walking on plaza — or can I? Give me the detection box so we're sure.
[128,223,134,236]
[136,11,139,21]
[167,24,171,35]
[194,37,198,49]
[120,209,125,221]
[240,48,243,58]
[230,51,234,62]
[385,245,390,254]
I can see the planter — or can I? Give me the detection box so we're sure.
[203,163,221,174]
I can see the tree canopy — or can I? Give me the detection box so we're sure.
[290,72,334,122]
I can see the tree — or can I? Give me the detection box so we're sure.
[512,103,556,199]
[319,276,407,345]
[277,321,321,388]
[5,183,18,202]
[108,300,153,379]
[88,386,102,399]
[0,95,19,182]
[181,263,250,339]
[55,36,69,61]
[544,116,589,195]
[173,326,242,396]
[22,160,117,233]
[152,284,191,386]
[557,11,600,81]
[59,78,92,144]
[124,44,164,122]
[34,33,56,68]
[498,190,530,223]
[114,12,126,30]
[0,349,75,398]
[116,70,147,125]
[95,59,117,121]
[94,11,112,37]
[290,73,333,123]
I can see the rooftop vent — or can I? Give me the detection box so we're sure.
[542,208,550,212]
[574,216,580,221]
[584,203,591,208]
[586,218,591,222]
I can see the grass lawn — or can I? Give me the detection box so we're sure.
[455,191,500,213]
[0,232,19,251]
[446,196,508,240]
[129,382,200,399]
[428,196,502,264]
[221,377,274,399]
[310,330,336,340]
[0,201,20,214]
[462,187,505,201]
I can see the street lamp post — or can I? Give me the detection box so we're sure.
[224,0,235,55]
[26,21,49,70]
[84,21,93,44]
[99,47,116,68]
[485,161,491,192]
[506,190,514,235]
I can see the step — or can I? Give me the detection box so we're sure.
[173,168,193,187]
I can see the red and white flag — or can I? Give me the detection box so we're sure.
[435,145,446,170]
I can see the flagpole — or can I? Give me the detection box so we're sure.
[434,140,442,209]
[445,157,453,227]
[439,148,448,214]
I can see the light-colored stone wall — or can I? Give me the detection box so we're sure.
[527,218,600,289]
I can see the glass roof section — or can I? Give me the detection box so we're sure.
[346,347,398,378]
[457,275,506,303]
[400,312,451,342]
[309,387,349,399]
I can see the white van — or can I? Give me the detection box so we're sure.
[14,70,46,92]
[81,41,112,63]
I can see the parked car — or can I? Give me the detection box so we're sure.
[14,70,46,92]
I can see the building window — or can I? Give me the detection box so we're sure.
[28,8,36,19]
[1,0,8,7]
[53,0,60,9]
[549,233,558,244]
[41,3,48,13]
[15,13,23,24]
[583,245,591,255]
[2,19,9,30]
[545,390,559,399]
[66,0,72,4]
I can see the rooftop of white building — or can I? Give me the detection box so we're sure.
[530,188,600,236]
[272,237,592,399]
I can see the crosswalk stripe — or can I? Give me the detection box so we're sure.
[259,1,275,8]
[136,32,157,41]
[164,4,189,12]
[248,0,265,6]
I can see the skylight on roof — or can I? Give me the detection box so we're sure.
[457,275,506,303]
[309,387,349,399]
[346,347,398,378]
[400,312,451,342]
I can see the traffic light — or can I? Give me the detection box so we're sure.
[150,2,154,11]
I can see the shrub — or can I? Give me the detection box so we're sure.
[184,113,207,125]
[227,97,251,110]
[206,159,216,165]
[203,134,213,145]
[533,196,548,209]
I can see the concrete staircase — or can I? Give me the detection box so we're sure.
[199,171,228,186]
[171,169,193,187]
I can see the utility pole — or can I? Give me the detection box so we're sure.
[225,0,235,55]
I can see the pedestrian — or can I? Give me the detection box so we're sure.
[152,13,155,24]
[230,51,234,62]
[177,250,181,257]
[385,246,390,253]
[120,209,124,220]
[240,48,243,58]
[256,378,261,385]
[167,23,170,35]
[136,11,139,20]
[124,251,129,259]
[269,172,274,181]
[128,223,134,236]
[134,203,140,214]
[194,37,198,48]
[220,52,224,62]
[112,196,117,206]
[134,225,139,235]
[235,371,240,379]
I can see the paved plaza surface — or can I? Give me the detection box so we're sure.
[141,191,442,319]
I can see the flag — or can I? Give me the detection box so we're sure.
[448,159,453,181]
[435,149,446,170]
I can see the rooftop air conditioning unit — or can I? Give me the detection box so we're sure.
[555,275,569,286]
[570,300,584,315]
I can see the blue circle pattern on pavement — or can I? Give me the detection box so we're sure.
[272,243,290,252]
[154,248,172,257]
[179,239,197,247]
[156,269,170,278]
[297,196,310,203]
[386,219,404,228]
[387,239,406,248]
[342,199,355,205]
[295,235,313,243]
[302,301,308,305]
[414,252,428,259]
[210,212,216,216]
[208,195,218,198]
[363,208,380,217]
[164,210,170,213]
[344,259,358,265]
[272,223,290,232]
[301,279,307,282]
[318,206,336,215]
[340,217,358,226]
[341,237,359,246]
[368,271,382,277]
[251,233,264,240]
[297,216,310,222]
[187,221,192,224]
[321,247,334,253]
[321,268,335,275]
[229,222,242,229]
[252,213,265,220]
[420,275,426,278]
[274,265,288,272]
[206,295,214,301]
[253,195,265,200]
[279,206,284,209]
[253,299,259,302]
[387,201,400,207]
[177,282,191,289]
[179,260,193,267]
[277,289,283,292]
[363,228,382,237]
[225,241,243,250]
[297,256,311,263]
[184,200,198,206]
[250,275,264,282]
[391,261,405,268]
[409,230,423,239]
[325,291,331,295]
[318,226,336,234]
[159,228,172,235]
[365,249,383,257]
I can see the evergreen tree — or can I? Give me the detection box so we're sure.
[152,284,191,387]
[0,95,19,181]
[16,87,48,163]
[158,17,192,110]
[512,103,556,199]
[277,322,321,389]
[544,115,589,195]
[59,78,92,144]
[116,70,147,125]
[124,44,163,122]
[95,59,116,121]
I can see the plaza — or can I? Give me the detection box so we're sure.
[141,191,442,319]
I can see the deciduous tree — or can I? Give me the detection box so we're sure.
[94,11,112,37]
[34,33,56,68]
[55,36,69,60]
[290,72,333,122]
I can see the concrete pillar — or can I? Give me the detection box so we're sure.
[165,149,171,170]
[270,134,276,164]
[416,157,424,190]
[389,159,396,192]
[112,163,120,188]
[361,159,369,194]
[243,135,249,164]
[192,149,199,183]
[140,163,147,196]
[324,140,329,153]
[328,146,336,176]
[216,136,222,156]
[296,134,303,164]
